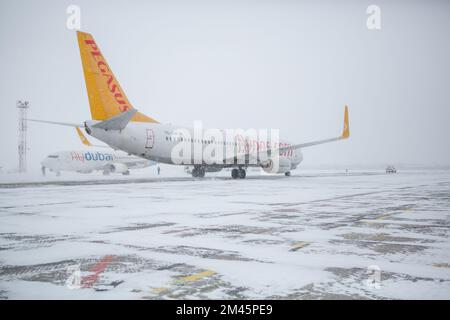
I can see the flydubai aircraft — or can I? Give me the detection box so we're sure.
[31,31,350,179]
[41,128,155,176]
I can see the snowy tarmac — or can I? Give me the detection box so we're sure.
[0,169,450,299]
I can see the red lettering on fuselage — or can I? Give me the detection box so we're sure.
[232,135,293,157]
[71,152,85,162]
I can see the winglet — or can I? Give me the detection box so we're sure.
[341,105,350,139]
[76,127,92,146]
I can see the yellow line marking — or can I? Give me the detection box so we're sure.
[363,213,394,224]
[175,270,216,284]
[151,287,169,294]
[146,269,217,298]
[364,207,415,224]
[290,241,310,251]
[433,263,450,269]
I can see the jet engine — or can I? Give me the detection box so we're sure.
[104,163,129,174]
[261,157,291,174]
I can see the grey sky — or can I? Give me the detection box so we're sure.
[1,0,449,171]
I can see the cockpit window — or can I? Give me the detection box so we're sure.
[48,155,59,158]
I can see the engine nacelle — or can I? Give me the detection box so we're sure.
[105,163,129,174]
[261,157,291,174]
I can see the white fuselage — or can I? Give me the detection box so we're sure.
[41,149,153,174]
[86,121,303,170]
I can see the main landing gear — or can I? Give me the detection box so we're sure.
[231,168,246,179]
[191,166,205,178]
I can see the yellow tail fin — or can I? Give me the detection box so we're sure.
[77,31,158,123]
[76,127,92,146]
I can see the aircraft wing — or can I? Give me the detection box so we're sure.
[224,106,350,164]
[277,105,349,153]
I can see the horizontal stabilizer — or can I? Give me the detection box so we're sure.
[27,118,83,127]
[92,109,137,130]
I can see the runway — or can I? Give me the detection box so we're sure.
[1,169,449,299]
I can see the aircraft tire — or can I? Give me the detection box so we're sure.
[192,167,205,178]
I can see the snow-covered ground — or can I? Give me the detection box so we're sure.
[0,168,450,299]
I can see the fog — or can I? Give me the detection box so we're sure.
[1,0,449,172]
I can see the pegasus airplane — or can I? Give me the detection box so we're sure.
[31,31,350,179]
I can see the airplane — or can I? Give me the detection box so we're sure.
[30,31,350,179]
[41,127,155,176]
